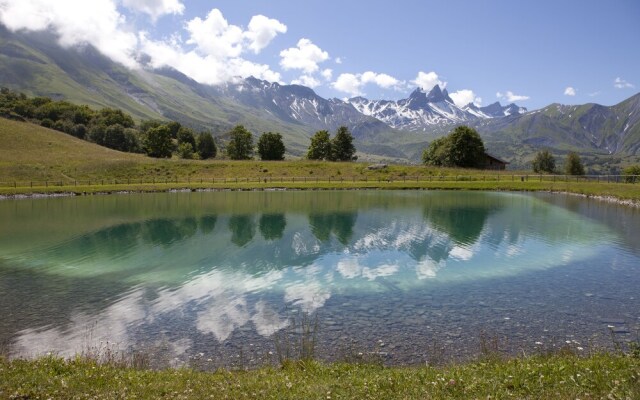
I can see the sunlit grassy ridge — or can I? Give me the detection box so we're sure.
[1,353,638,399]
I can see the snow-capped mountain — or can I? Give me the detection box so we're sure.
[349,85,527,132]
[215,77,391,136]
[464,101,528,118]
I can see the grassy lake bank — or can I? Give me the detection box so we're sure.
[1,353,638,399]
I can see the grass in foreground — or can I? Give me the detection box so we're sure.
[1,353,638,399]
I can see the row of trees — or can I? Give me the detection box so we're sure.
[0,88,218,160]
[225,125,358,162]
[531,149,585,175]
[225,125,286,160]
[420,125,595,176]
[306,126,357,161]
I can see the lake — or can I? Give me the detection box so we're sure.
[0,190,638,367]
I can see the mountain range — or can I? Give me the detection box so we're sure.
[1,26,639,167]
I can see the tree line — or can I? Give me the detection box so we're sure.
[1,88,360,162]
[0,88,217,159]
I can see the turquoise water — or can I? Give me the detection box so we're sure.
[0,191,638,366]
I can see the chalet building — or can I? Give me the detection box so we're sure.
[484,153,509,170]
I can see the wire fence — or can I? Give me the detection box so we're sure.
[1,175,639,188]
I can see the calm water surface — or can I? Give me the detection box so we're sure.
[0,190,638,367]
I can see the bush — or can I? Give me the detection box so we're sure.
[564,152,585,175]
[177,142,195,159]
[532,149,556,173]
[624,165,640,183]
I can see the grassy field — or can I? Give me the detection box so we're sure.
[1,353,638,399]
[1,118,640,201]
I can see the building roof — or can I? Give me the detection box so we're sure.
[485,153,509,164]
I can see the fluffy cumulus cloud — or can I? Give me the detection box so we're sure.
[564,86,576,96]
[412,71,445,91]
[496,91,530,102]
[245,15,287,53]
[321,69,333,81]
[139,32,281,85]
[291,74,320,88]
[614,77,634,89]
[279,38,329,73]
[0,2,287,85]
[0,0,138,68]
[121,0,184,20]
[186,9,245,58]
[449,89,482,107]
[332,71,402,96]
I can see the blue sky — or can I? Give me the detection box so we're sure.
[1,0,638,109]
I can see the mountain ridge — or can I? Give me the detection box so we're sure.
[1,26,639,166]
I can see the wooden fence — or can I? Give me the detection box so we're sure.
[0,175,639,188]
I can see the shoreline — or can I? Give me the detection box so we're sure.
[1,185,639,208]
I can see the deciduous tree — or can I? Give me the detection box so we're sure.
[307,130,332,160]
[532,149,556,173]
[226,125,254,160]
[422,125,486,168]
[564,152,585,175]
[257,132,285,160]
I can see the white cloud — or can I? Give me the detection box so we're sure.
[588,91,601,97]
[244,14,287,54]
[332,73,362,96]
[564,86,576,96]
[279,38,329,73]
[138,7,285,85]
[139,32,281,85]
[291,74,320,88]
[613,77,634,89]
[121,0,184,21]
[361,71,400,88]
[412,71,446,91]
[321,68,333,81]
[331,71,402,96]
[0,0,138,68]
[335,57,343,64]
[449,89,482,107]
[496,91,529,102]
[186,9,244,59]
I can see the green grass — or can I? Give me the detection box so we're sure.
[1,118,640,203]
[1,353,638,399]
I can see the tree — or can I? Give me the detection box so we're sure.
[623,165,640,183]
[564,152,585,175]
[331,126,357,161]
[421,136,449,166]
[226,125,254,160]
[532,149,556,173]
[144,125,173,158]
[196,132,217,159]
[307,130,332,160]
[422,125,486,168]
[166,121,182,139]
[103,124,127,151]
[94,108,135,128]
[177,127,196,149]
[177,142,195,159]
[257,132,285,160]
